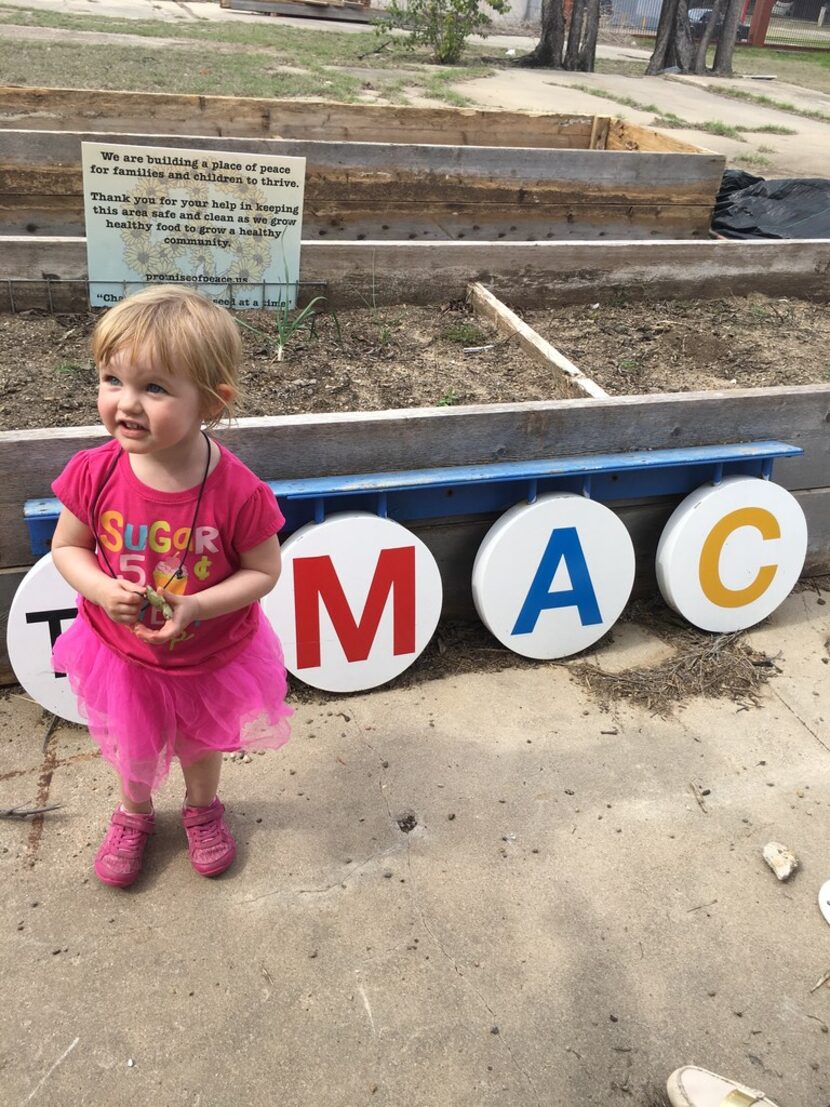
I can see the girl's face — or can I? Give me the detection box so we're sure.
[97,345,206,461]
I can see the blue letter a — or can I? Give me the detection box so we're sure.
[512,527,602,635]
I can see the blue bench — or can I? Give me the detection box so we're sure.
[24,440,802,557]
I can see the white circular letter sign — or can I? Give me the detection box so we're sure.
[7,554,84,724]
[263,512,443,693]
[656,476,807,633]
[472,493,635,659]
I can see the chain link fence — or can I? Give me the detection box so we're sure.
[597,0,830,48]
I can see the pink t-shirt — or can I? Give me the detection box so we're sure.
[52,438,285,674]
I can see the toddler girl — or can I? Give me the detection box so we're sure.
[51,286,292,888]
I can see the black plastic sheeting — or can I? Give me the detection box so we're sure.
[712,169,830,239]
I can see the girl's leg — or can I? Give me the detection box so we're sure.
[120,777,153,814]
[181,750,223,807]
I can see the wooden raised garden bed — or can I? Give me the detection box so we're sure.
[0,86,725,240]
[1,90,828,685]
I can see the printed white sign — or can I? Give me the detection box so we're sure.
[263,513,443,693]
[473,493,636,659]
[656,476,807,632]
[82,142,305,309]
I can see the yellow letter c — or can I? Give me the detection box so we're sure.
[699,507,780,608]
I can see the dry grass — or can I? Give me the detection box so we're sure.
[567,600,778,715]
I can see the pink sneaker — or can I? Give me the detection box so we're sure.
[94,807,155,888]
[181,797,236,877]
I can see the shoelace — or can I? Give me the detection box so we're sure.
[111,823,148,855]
[188,818,224,849]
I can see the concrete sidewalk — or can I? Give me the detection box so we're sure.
[2,588,829,1106]
[456,68,830,178]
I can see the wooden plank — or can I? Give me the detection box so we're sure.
[0,130,723,198]
[0,386,827,568]
[0,566,26,685]
[0,87,608,150]
[467,281,608,399]
[4,237,829,312]
[607,120,710,154]
[223,0,382,21]
[0,128,723,239]
[0,199,714,241]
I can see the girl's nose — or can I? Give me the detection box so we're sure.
[118,389,143,413]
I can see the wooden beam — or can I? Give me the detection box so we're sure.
[0,87,605,149]
[607,120,712,154]
[219,0,388,22]
[1,131,721,191]
[0,129,724,239]
[2,238,829,311]
[467,281,608,400]
[0,198,715,240]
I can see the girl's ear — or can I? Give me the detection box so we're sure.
[206,383,235,421]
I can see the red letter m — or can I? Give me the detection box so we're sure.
[293,547,416,669]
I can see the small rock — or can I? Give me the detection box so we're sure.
[763,841,799,881]
[127,1058,135,1068]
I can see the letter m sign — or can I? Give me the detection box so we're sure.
[293,547,416,669]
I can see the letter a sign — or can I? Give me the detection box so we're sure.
[263,513,443,692]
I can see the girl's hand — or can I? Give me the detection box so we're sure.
[133,590,201,645]
[96,577,145,625]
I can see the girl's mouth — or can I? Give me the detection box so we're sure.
[118,420,148,436]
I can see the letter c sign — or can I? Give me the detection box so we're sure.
[657,476,807,633]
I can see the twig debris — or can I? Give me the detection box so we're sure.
[0,803,63,819]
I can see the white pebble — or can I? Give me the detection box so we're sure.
[763,841,799,881]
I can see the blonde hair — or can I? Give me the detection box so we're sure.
[91,286,241,427]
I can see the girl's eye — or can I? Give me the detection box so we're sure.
[103,375,120,386]
[146,383,166,395]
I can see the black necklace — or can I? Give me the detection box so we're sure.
[88,430,213,610]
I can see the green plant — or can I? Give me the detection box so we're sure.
[442,320,487,344]
[379,0,509,65]
[237,285,328,361]
[705,84,830,125]
[437,387,460,406]
[736,151,772,169]
[55,361,83,373]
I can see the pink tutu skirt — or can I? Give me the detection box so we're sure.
[53,609,292,801]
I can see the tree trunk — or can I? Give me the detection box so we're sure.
[646,0,694,74]
[693,0,723,73]
[564,0,586,69]
[646,0,678,74]
[712,0,743,74]
[577,0,601,71]
[515,0,566,66]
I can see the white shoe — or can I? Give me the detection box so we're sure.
[666,1065,781,1107]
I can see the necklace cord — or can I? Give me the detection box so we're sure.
[87,432,213,617]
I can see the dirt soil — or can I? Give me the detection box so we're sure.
[2,294,828,433]
[0,303,571,432]
[524,294,830,395]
